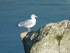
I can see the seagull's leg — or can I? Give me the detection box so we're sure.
[28,28,31,32]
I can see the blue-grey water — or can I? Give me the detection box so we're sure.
[0,0,70,53]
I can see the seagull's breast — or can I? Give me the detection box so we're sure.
[26,19,36,28]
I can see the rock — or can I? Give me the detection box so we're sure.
[20,20,70,53]
[20,32,28,40]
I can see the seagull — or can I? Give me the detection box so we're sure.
[17,14,38,32]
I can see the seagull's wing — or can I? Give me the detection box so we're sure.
[18,19,32,27]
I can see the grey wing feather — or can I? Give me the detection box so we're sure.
[18,19,32,27]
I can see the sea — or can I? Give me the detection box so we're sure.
[0,0,70,53]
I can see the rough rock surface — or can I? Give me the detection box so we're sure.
[20,20,70,53]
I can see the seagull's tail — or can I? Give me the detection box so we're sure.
[17,24,23,27]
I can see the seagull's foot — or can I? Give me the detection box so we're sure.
[28,28,31,32]
[28,30,31,32]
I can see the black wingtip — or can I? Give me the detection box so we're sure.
[16,24,18,27]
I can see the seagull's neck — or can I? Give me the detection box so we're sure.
[31,17,36,20]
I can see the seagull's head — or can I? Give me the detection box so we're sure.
[31,14,38,19]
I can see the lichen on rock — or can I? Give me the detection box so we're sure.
[20,20,70,53]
